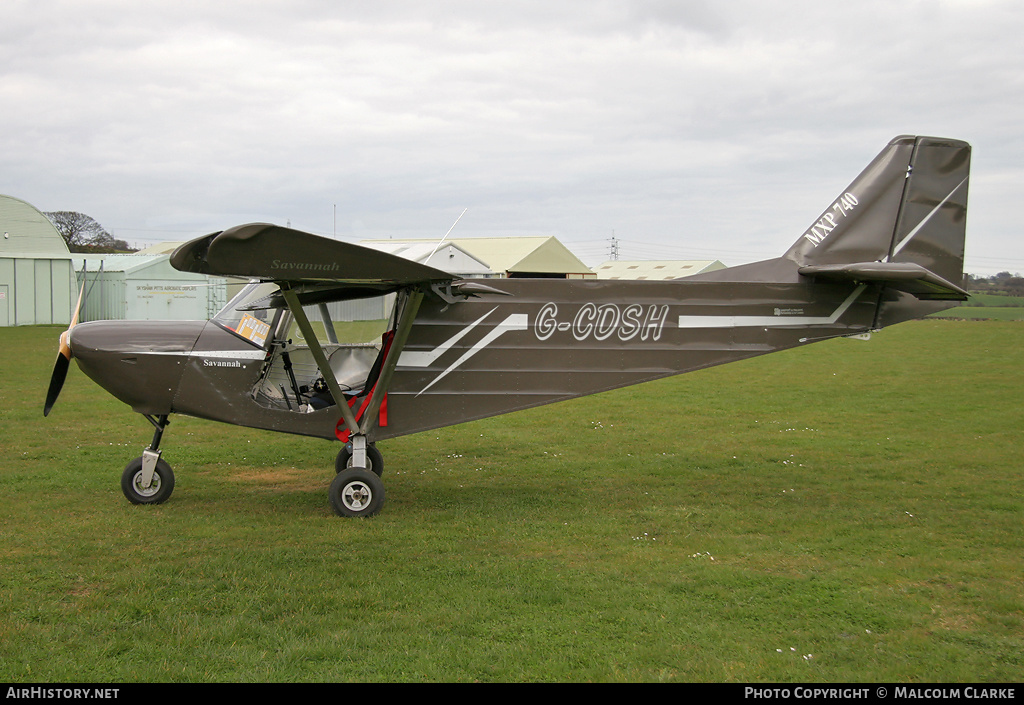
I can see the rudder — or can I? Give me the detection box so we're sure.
[888,136,971,289]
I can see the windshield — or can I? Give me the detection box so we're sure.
[212,281,281,347]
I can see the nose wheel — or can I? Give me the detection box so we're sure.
[121,455,175,504]
[121,414,175,505]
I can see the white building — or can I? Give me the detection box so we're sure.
[359,240,494,278]
[361,236,594,279]
[591,259,726,280]
[76,254,227,321]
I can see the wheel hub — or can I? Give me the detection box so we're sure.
[342,481,372,510]
[132,471,161,497]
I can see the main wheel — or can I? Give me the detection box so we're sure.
[329,468,385,517]
[121,456,175,505]
[335,442,384,476]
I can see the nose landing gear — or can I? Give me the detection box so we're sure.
[120,414,175,505]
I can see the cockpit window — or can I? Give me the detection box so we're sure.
[248,290,399,414]
[212,281,282,348]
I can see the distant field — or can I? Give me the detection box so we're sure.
[965,293,1024,306]
[928,293,1024,320]
[930,307,1024,321]
[1,321,1021,682]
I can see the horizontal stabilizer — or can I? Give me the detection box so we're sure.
[798,261,968,300]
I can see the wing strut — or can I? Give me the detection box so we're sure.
[281,287,361,438]
[357,289,424,435]
[281,285,426,456]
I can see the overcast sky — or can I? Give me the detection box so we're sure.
[3,0,1022,274]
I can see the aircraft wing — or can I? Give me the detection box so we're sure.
[170,223,455,291]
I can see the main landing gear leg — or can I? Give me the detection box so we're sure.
[329,434,386,518]
[120,414,175,505]
[318,289,423,519]
[335,439,384,476]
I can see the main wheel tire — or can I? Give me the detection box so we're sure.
[335,443,384,476]
[329,468,385,518]
[121,456,175,505]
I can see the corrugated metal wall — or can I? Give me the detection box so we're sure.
[0,256,75,326]
[77,270,229,322]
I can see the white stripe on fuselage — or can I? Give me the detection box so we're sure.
[676,285,866,329]
[398,307,498,368]
[400,311,529,396]
[139,349,267,360]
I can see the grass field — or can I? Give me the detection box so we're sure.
[962,294,1024,307]
[929,293,1024,321]
[1,321,1021,682]
[931,307,1024,321]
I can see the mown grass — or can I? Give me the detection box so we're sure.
[962,294,1024,307]
[930,307,1024,321]
[929,293,1024,320]
[1,321,1021,682]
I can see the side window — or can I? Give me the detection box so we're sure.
[286,296,394,346]
[251,292,398,413]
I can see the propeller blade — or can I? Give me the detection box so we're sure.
[69,276,85,328]
[43,352,70,417]
[43,277,86,417]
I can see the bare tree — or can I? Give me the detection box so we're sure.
[44,211,131,252]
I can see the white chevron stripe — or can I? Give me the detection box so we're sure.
[677,285,866,329]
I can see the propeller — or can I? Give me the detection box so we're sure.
[43,280,86,417]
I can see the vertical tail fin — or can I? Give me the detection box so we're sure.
[688,136,971,304]
[791,136,971,302]
[786,135,918,267]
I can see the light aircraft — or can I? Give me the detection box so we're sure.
[44,135,971,517]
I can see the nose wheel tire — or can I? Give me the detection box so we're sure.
[121,456,175,505]
[329,468,385,517]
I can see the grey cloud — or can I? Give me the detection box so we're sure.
[2,0,1022,273]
